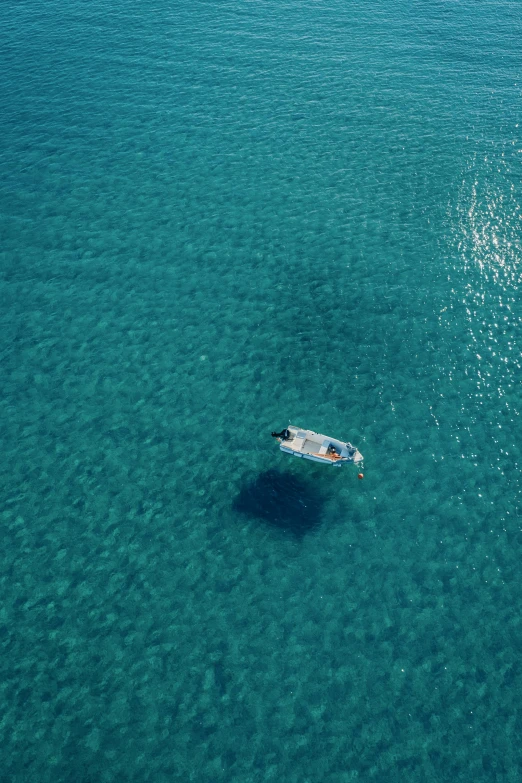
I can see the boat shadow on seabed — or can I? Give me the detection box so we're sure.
[233,468,324,538]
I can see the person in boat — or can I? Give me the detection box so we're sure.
[272,428,290,440]
[327,444,341,459]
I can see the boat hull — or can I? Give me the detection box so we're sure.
[275,425,363,466]
[280,448,348,466]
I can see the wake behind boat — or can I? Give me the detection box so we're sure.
[271,425,363,467]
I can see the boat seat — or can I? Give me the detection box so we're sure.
[318,440,330,455]
[292,432,307,450]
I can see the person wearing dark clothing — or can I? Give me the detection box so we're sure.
[271,428,290,440]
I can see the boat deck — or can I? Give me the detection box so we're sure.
[283,435,325,455]
[301,438,323,455]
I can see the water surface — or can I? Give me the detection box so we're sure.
[1,0,521,780]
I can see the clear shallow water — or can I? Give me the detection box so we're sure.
[1,0,521,780]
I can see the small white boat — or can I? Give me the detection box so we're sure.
[271,425,363,467]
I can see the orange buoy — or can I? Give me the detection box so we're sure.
[357,473,364,480]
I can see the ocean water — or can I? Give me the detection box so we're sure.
[1,0,521,780]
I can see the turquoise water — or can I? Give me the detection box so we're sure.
[1,0,522,779]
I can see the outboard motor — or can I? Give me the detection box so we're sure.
[272,428,290,440]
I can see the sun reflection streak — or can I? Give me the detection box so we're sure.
[438,144,522,469]
[457,150,522,288]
